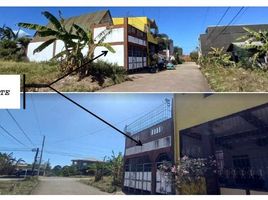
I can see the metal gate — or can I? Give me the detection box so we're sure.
[156,161,173,194]
[124,163,152,193]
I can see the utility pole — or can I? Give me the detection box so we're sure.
[32,148,39,176]
[37,135,45,176]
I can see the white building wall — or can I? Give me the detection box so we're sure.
[125,136,171,156]
[27,41,54,62]
[27,26,125,65]
[93,27,124,43]
[54,40,65,56]
[94,45,124,66]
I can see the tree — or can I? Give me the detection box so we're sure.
[52,165,62,176]
[0,152,24,175]
[237,27,268,68]
[0,25,19,40]
[0,25,30,61]
[174,46,183,56]
[173,46,183,64]
[108,151,123,186]
[19,11,115,76]
[189,51,199,63]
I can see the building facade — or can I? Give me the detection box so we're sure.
[123,99,175,194]
[199,24,268,57]
[72,158,102,174]
[26,10,173,71]
[174,94,268,194]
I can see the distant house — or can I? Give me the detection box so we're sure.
[26,10,174,71]
[199,24,268,58]
[72,158,102,174]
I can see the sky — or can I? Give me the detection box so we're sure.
[0,7,268,54]
[0,93,172,166]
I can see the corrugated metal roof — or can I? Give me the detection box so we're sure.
[31,10,112,43]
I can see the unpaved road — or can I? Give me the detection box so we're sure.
[32,177,108,195]
[99,62,210,92]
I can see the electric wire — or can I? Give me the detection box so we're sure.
[0,124,30,148]
[6,109,35,147]
[206,7,231,41]
[210,7,245,44]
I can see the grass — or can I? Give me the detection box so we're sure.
[0,60,60,85]
[0,60,127,92]
[0,177,39,195]
[79,176,121,193]
[200,64,268,92]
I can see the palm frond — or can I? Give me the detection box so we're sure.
[42,11,63,31]
[98,43,115,53]
[33,38,56,54]
[18,22,52,32]
[73,23,88,41]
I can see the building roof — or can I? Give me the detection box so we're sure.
[31,10,112,43]
[199,24,268,55]
[71,158,102,162]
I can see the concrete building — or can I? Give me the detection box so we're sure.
[173,94,268,194]
[26,10,173,71]
[199,24,268,57]
[123,99,175,194]
[72,158,102,174]
[123,94,268,195]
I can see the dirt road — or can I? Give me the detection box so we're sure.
[32,177,108,195]
[99,62,210,92]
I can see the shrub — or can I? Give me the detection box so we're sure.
[0,35,30,62]
[190,51,199,63]
[87,61,127,86]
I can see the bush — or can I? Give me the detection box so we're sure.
[0,39,29,61]
[190,51,199,63]
[87,61,127,86]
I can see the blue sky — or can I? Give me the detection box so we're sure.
[0,93,172,166]
[0,7,268,54]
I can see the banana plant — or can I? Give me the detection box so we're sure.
[208,47,235,67]
[18,11,79,56]
[19,11,115,74]
[72,23,115,59]
[237,27,268,68]
[0,25,19,40]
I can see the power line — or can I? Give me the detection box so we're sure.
[50,102,165,145]
[0,124,30,148]
[200,7,210,33]
[207,7,231,41]
[210,7,245,44]
[6,109,35,147]
[233,7,248,24]
[44,150,93,159]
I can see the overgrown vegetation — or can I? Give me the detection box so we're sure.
[189,51,199,62]
[0,152,25,176]
[199,28,268,92]
[0,177,39,195]
[0,25,30,61]
[80,176,120,193]
[0,60,127,92]
[201,63,268,92]
[0,11,127,91]
[18,11,115,78]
